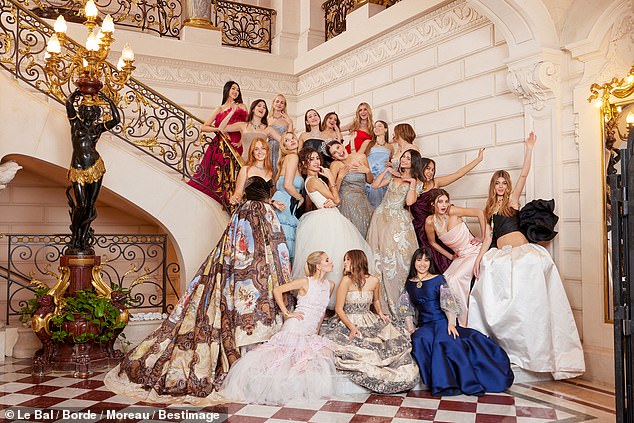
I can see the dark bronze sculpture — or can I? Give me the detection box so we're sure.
[65,88,120,255]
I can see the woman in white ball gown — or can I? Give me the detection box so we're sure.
[292,147,375,308]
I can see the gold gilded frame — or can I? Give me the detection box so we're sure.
[601,99,634,323]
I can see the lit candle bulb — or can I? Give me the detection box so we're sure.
[117,57,125,71]
[86,32,100,51]
[121,43,134,62]
[46,34,61,54]
[102,15,114,33]
[627,112,634,126]
[85,0,98,19]
[54,16,67,34]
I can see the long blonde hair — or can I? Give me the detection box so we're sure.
[245,138,272,173]
[304,251,326,277]
[350,102,374,136]
[483,170,515,222]
[275,131,299,182]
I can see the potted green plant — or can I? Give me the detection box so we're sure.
[21,287,130,345]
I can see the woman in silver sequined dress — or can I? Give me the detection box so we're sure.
[327,140,375,238]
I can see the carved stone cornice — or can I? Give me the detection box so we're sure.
[298,0,486,95]
[507,60,561,111]
[133,56,298,95]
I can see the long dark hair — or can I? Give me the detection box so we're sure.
[420,157,436,184]
[400,149,425,182]
[221,80,243,104]
[344,250,369,289]
[247,99,269,126]
[304,109,321,132]
[407,248,438,280]
[320,111,341,132]
[298,147,321,174]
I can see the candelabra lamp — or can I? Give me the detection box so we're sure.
[31,1,136,377]
[44,0,135,104]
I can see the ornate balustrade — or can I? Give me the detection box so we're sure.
[0,0,241,211]
[213,0,276,52]
[3,234,180,324]
[26,0,182,38]
[322,0,400,41]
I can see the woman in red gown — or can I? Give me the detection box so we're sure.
[188,80,248,204]
[344,102,374,154]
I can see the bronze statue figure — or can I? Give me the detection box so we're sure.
[65,89,120,255]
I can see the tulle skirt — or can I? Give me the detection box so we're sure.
[221,329,336,405]
[468,243,585,379]
[293,208,374,308]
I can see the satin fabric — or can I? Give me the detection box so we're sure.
[468,243,585,379]
[407,275,514,396]
[438,222,480,327]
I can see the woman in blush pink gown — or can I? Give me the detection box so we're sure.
[222,251,337,405]
[188,81,247,203]
[424,189,485,327]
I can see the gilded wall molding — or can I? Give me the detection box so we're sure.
[133,57,298,95]
[297,0,486,95]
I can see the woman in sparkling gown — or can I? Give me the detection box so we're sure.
[424,189,485,327]
[366,149,424,324]
[323,250,420,394]
[293,148,375,308]
[268,94,294,170]
[272,131,304,261]
[104,139,291,401]
[222,251,336,405]
[210,99,282,162]
[405,248,514,397]
[411,149,484,273]
[188,80,247,202]
[342,102,374,154]
[328,140,375,237]
[469,132,585,379]
[365,120,393,207]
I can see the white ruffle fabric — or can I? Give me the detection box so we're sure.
[220,329,336,405]
[467,243,585,380]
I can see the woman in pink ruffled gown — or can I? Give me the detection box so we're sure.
[222,251,337,405]
[424,189,485,327]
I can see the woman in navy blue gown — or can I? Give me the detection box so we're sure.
[404,248,514,397]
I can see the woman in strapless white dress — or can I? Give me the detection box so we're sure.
[293,147,375,308]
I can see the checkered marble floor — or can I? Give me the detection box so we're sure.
[0,358,615,422]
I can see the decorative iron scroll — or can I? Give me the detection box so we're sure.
[0,0,241,211]
[26,0,181,38]
[4,234,180,324]
[322,0,401,41]
[214,0,276,52]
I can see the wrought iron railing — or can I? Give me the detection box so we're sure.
[4,234,180,324]
[322,0,400,41]
[28,0,181,38]
[214,0,276,52]
[0,0,241,210]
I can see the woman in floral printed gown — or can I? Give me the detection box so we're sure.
[104,139,292,401]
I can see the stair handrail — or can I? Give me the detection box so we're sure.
[0,0,241,211]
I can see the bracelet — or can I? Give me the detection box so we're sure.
[408,187,416,191]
